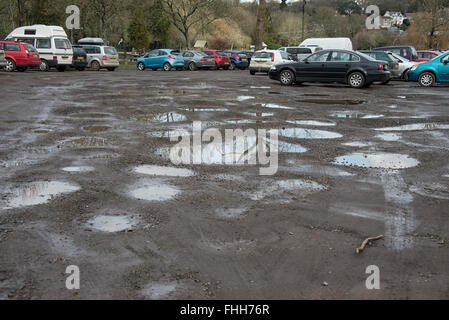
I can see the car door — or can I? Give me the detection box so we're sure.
[438,55,449,81]
[296,51,330,80]
[143,50,158,67]
[182,51,193,64]
[326,51,354,81]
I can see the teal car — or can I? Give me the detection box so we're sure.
[407,52,449,87]
[137,49,184,71]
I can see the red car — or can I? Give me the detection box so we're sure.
[417,50,439,62]
[202,50,231,70]
[0,41,41,72]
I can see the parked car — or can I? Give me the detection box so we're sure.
[407,52,449,87]
[388,52,416,80]
[137,49,184,71]
[373,46,419,62]
[299,38,353,50]
[223,51,249,70]
[269,50,390,89]
[239,51,255,64]
[202,50,231,70]
[358,50,399,82]
[181,51,215,70]
[0,50,7,69]
[77,38,119,71]
[0,41,41,72]
[6,25,73,72]
[417,50,440,62]
[249,50,293,75]
[279,46,322,61]
[71,46,88,71]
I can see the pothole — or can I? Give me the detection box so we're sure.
[61,166,95,173]
[410,183,449,200]
[70,113,110,118]
[65,137,108,147]
[134,165,194,177]
[260,103,294,110]
[298,99,365,105]
[82,126,111,133]
[277,128,343,139]
[215,207,248,220]
[375,133,401,142]
[250,179,326,201]
[5,181,80,209]
[87,215,138,232]
[286,120,336,127]
[236,96,255,102]
[334,153,419,169]
[136,113,187,123]
[129,183,181,202]
[330,112,384,119]
[376,123,449,132]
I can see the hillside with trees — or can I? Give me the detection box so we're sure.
[0,0,448,51]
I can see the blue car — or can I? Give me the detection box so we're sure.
[223,51,250,70]
[407,52,449,87]
[137,49,184,71]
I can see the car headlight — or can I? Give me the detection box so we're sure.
[410,64,419,71]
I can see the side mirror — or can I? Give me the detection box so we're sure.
[304,58,309,63]
[144,54,149,58]
[444,59,449,65]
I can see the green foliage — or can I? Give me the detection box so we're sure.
[128,10,150,51]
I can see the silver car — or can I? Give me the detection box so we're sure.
[388,52,417,80]
[181,51,216,71]
[78,39,119,71]
[0,50,7,69]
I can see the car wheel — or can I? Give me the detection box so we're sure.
[418,72,435,87]
[91,61,101,71]
[137,62,145,71]
[56,66,66,72]
[250,70,256,75]
[163,63,171,71]
[348,72,366,89]
[279,69,295,86]
[188,62,197,71]
[4,59,16,72]
[229,63,236,71]
[39,60,49,72]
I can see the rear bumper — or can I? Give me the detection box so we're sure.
[72,60,88,68]
[196,61,216,68]
[170,60,184,68]
[250,65,270,73]
[236,61,249,68]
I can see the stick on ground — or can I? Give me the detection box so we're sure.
[356,235,384,254]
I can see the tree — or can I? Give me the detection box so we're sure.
[163,0,223,48]
[337,1,362,16]
[255,0,266,49]
[280,0,287,11]
[128,10,150,51]
[148,0,171,48]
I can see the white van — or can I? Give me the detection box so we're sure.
[6,25,73,72]
[299,38,353,51]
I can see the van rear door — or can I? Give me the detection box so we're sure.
[54,38,73,65]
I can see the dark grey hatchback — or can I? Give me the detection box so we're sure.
[268,50,391,88]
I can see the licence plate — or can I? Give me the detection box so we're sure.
[78,57,84,60]
[208,59,213,62]
[242,59,247,61]
[61,56,69,60]
[256,61,265,64]
[225,62,229,64]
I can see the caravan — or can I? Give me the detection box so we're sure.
[6,25,73,72]
[300,38,353,51]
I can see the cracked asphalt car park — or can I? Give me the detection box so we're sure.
[0,69,448,300]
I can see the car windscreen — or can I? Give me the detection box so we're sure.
[55,38,72,49]
[203,51,213,56]
[216,52,226,56]
[254,52,272,59]
[170,50,181,55]
[104,47,118,55]
[238,53,247,58]
[73,47,86,54]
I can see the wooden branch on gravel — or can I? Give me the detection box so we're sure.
[356,235,384,254]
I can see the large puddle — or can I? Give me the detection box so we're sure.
[137,113,187,123]
[251,179,326,201]
[87,215,137,232]
[277,128,343,139]
[83,126,111,133]
[180,107,228,112]
[65,137,108,147]
[236,96,255,102]
[334,153,419,169]
[376,123,449,132]
[5,181,80,209]
[330,112,384,119]
[260,103,294,110]
[62,166,95,173]
[299,99,365,105]
[130,183,180,202]
[286,120,336,127]
[71,113,110,118]
[134,165,195,177]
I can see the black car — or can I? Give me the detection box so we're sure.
[268,49,391,89]
[71,46,88,71]
[373,46,419,62]
[239,51,254,64]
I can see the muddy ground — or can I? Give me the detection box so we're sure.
[0,69,448,300]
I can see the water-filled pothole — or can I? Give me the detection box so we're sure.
[277,128,343,139]
[299,99,365,105]
[286,120,336,127]
[71,113,110,118]
[134,165,194,177]
[251,179,326,201]
[65,137,108,147]
[334,153,419,169]
[130,183,181,202]
[137,113,187,123]
[5,181,80,209]
[376,123,449,132]
[83,126,111,133]
[62,166,95,173]
[87,215,137,232]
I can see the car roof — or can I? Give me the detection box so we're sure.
[0,40,24,45]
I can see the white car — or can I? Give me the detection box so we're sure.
[299,37,353,51]
[279,46,322,61]
[249,50,293,75]
[388,52,417,79]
